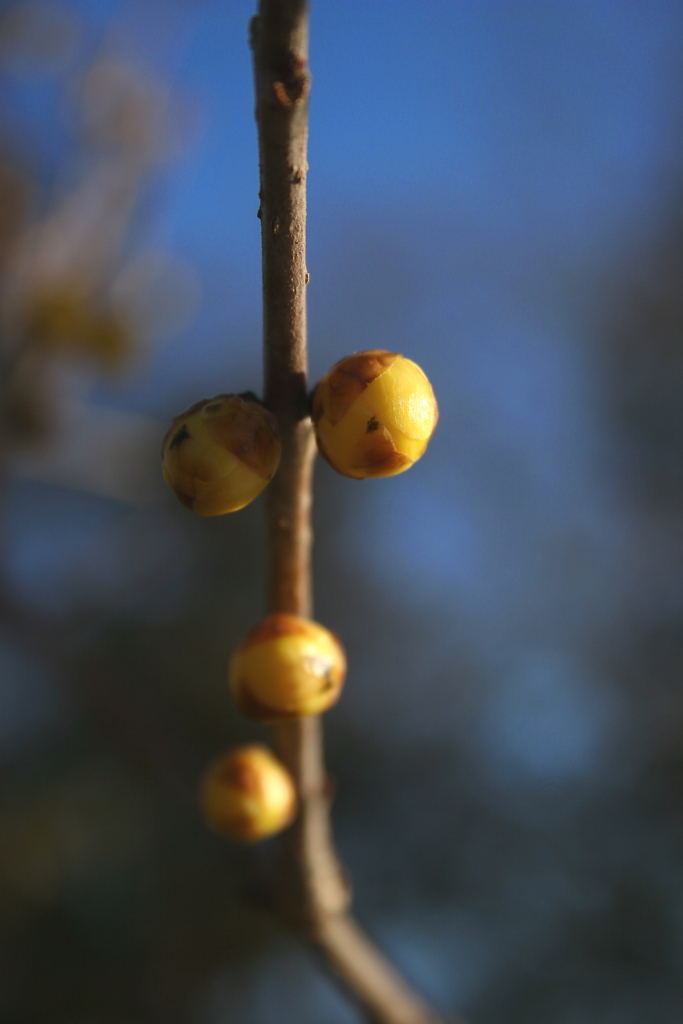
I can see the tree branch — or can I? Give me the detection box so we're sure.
[251,3,456,1023]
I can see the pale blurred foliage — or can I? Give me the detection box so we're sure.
[0,14,219,1017]
[0,2,198,479]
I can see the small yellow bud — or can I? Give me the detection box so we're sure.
[228,613,347,722]
[312,349,438,479]
[161,394,281,515]
[200,745,297,842]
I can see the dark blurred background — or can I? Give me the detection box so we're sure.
[1,1,683,1021]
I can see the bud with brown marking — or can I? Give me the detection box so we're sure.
[312,349,438,479]
[228,613,346,722]
[200,744,297,842]
[161,394,281,515]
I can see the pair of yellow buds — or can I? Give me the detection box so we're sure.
[162,349,438,514]
[201,612,345,841]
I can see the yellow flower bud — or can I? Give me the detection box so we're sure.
[200,745,297,842]
[228,613,346,722]
[161,394,281,515]
[312,349,438,479]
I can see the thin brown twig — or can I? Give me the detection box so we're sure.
[252,3,455,1022]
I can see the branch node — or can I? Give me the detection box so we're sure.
[273,80,293,106]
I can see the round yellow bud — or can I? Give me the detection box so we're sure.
[200,745,297,842]
[312,350,438,479]
[161,394,281,515]
[228,613,347,722]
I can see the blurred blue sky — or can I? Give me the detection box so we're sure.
[4,4,683,1021]
[25,0,678,403]
[4,0,683,781]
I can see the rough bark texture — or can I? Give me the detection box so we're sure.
[253,0,314,620]
[251,3,453,1022]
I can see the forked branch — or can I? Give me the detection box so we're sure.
[251,2,454,1022]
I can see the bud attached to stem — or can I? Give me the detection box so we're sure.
[312,350,438,479]
[162,394,281,515]
[228,613,346,722]
[200,744,297,842]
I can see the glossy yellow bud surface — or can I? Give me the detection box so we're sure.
[228,613,347,722]
[200,745,297,842]
[312,350,438,479]
[161,394,280,515]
